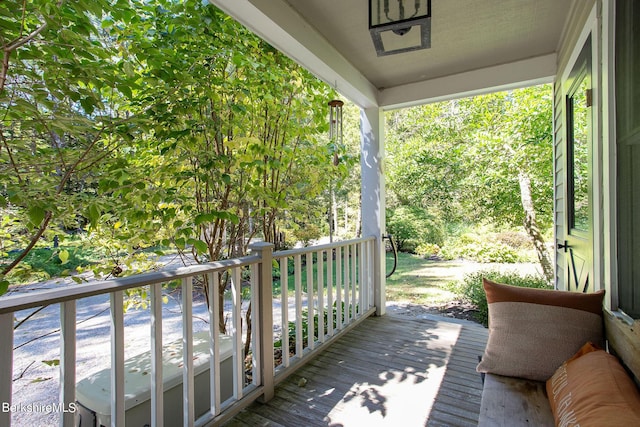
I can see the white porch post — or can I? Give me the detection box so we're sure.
[360,106,386,316]
[249,242,275,403]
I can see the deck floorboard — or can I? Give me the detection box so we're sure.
[225,312,488,426]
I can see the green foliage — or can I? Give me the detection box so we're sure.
[495,231,534,250]
[274,302,357,356]
[272,253,355,296]
[4,245,102,285]
[441,238,520,263]
[415,242,440,258]
[439,226,535,263]
[284,222,323,247]
[386,206,444,252]
[1,0,350,301]
[447,270,551,326]
[386,85,554,237]
[1,0,152,290]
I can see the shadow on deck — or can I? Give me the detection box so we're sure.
[225,312,488,426]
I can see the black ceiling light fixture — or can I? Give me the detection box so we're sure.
[369,0,432,56]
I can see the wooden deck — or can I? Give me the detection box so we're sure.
[225,312,489,426]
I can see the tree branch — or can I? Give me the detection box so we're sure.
[0,125,23,184]
[1,210,53,276]
[5,21,48,52]
[1,5,47,93]
[2,127,105,277]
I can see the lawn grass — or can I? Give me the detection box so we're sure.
[385,252,461,306]
[3,240,172,286]
[272,250,467,307]
[273,253,359,296]
[3,245,105,285]
[385,251,543,306]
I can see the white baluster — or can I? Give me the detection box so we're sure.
[336,246,342,330]
[110,291,125,427]
[208,272,221,415]
[343,245,350,323]
[231,268,243,399]
[182,277,194,426]
[294,255,303,357]
[327,250,334,337]
[306,252,314,350]
[351,244,357,318]
[0,313,12,427]
[150,283,163,427]
[317,250,324,343]
[280,257,289,367]
[60,300,76,427]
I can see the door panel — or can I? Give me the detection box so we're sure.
[616,0,640,316]
[565,246,590,293]
[563,35,593,294]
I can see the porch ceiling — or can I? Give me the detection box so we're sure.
[212,0,574,109]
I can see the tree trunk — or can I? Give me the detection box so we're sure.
[243,301,251,357]
[355,193,362,238]
[344,199,349,235]
[519,172,554,282]
[332,190,339,236]
[218,276,227,334]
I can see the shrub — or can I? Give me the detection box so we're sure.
[401,238,420,254]
[415,242,440,258]
[447,270,551,326]
[440,226,540,263]
[386,206,444,252]
[441,238,520,263]
[495,231,533,250]
[274,302,357,359]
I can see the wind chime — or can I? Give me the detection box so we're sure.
[328,99,344,166]
[328,99,343,242]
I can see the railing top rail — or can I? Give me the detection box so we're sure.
[273,236,375,259]
[0,236,376,314]
[0,255,261,315]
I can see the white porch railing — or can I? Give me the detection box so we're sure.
[0,236,376,427]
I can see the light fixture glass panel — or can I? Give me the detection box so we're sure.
[369,1,432,56]
[370,1,430,27]
[380,25,423,51]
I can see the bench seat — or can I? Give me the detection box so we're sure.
[478,373,554,426]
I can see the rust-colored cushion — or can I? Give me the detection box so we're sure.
[546,342,640,426]
[476,278,605,381]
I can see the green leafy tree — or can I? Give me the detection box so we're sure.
[386,206,444,252]
[386,86,554,280]
[458,88,554,279]
[1,1,351,316]
[0,0,141,292]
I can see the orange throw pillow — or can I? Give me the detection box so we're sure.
[546,342,640,426]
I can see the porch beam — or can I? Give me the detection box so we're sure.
[379,54,557,110]
[360,107,386,316]
[210,0,379,109]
